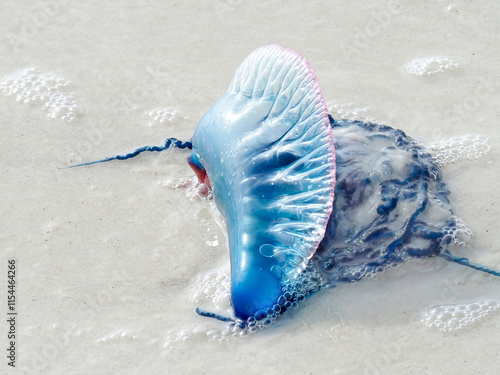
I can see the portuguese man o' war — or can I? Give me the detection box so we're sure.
[68,44,500,331]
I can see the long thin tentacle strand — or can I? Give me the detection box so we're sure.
[62,138,192,169]
[441,250,500,277]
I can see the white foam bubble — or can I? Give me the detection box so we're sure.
[163,175,196,190]
[0,67,84,122]
[162,323,234,349]
[442,216,472,247]
[326,100,382,124]
[428,135,490,166]
[188,265,232,312]
[96,329,140,344]
[146,107,188,127]
[422,300,500,332]
[405,56,459,76]
[158,266,237,346]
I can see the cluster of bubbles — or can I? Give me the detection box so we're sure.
[343,264,391,281]
[159,267,234,344]
[0,67,83,122]
[422,300,500,332]
[404,56,460,76]
[146,107,188,127]
[188,266,231,312]
[162,324,234,348]
[441,216,472,247]
[428,135,490,166]
[230,265,329,335]
[163,176,204,201]
[188,262,330,336]
[182,266,241,341]
[326,100,382,124]
[96,329,139,344]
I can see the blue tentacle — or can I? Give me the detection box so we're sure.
[195,307,235,322]
[441,250,500,277]
[62,138,192,169]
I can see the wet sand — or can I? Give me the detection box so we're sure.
[1,1,500,374]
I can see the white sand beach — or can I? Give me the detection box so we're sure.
[1,1,499,374]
